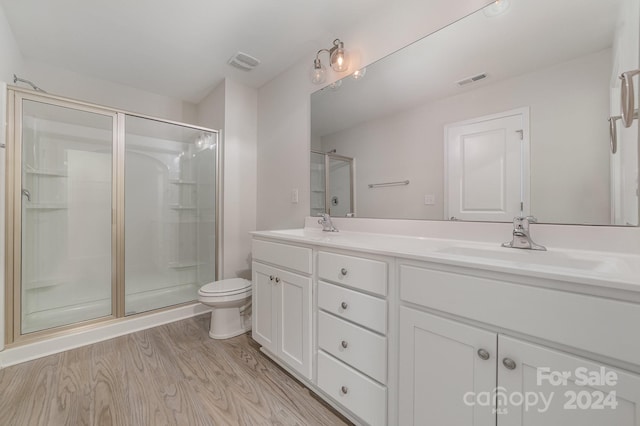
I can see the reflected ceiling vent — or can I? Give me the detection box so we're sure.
[228,52,261,71]
[456,72,488,86]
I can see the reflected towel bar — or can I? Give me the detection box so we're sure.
[368,180,410,188]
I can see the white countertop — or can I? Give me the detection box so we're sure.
[252,228,640,294]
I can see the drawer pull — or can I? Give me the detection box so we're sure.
[340,301,348,310]
[275,277,281,283]
[340,268,348,276]
[341,340,349,349]
[477,348,490,361]
[340,386,349,395]
[269,275,274,281]
[503,358,517,370]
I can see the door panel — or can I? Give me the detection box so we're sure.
[446,109,528,222]
[498,335,640,426]
[251,262,275,350]
[399,307,497,426]
[278,268,312,379]
[19,98,115,334]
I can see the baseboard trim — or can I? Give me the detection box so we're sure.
[0,303,210,368]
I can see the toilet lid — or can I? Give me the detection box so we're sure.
[199,278,251,295]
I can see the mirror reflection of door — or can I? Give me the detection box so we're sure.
[445,108,530,222]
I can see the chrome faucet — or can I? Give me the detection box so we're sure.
[318,213,338,232]
[502,216,546,251]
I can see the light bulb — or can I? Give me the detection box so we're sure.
[483,0,510,17]
[331,46,349,72]
[352,67,367,80]
[311,59,327,84]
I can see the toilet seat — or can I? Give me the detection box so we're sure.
[198,278,251,297]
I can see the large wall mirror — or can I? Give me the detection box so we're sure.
[310,0,640,226]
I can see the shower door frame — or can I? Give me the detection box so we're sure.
[4,87,222,345]
[311,150,356,216]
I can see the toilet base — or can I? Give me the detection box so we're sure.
[208,304,252,340]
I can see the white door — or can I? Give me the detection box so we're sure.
[498,335,640,426]
[277,268,312,379]
[251,262,276,351]
[399,307,497,426]
[445,108,529,222]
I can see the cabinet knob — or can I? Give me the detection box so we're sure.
[275,277,280,283]
[340,301,348,310]
[269,275,274,281]
[477,348,490,360]
[340,268,348,276]
[340,386,348,395]
[341,340,348,349]
[502,358,517,370]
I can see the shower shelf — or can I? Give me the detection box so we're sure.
[25,204,68,210]
[25,167,68,177]
[169,204,197,210]
[25,278,68,290]
[169,179,196,185]
[168,261,202,269]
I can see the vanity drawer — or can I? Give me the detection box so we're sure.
[318,281,387,334]
[399,264,640,365]
[252,239,312,274]
[317,351,387,426]
[318,251,387,296]
[318,311,387,384]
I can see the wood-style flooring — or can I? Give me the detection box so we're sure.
[0,315,351,426]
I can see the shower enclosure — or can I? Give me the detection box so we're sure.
[5,88,220,342]
[310,150,355,217]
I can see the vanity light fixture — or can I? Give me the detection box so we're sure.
[483,0,510,17]
[311,38,350,84]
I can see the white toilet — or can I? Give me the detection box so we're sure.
[197,278,252,339]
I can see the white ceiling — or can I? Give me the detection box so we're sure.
[1,0,390,103]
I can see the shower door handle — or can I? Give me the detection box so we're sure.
[21,189,31,202]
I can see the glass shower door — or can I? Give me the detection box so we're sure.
[124,116,218,315]
[20,98,115,334]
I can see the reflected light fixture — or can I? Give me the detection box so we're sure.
[352,67,367,80]
[311,38,350,84]
[483,0,510,17]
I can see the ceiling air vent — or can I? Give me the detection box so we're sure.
[456,72,488,86]
[228,52,261,71]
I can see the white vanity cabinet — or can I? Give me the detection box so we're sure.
[399,307,497,425]
[398,262,640,426]
[316,251,389,426]
[251,239,313,379]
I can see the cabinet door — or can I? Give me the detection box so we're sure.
[252,262,276,351]
[399,307,497,426]
[277,268,313,379]
[498,335,640,426]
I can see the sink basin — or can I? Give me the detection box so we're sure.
[435,245,623,274]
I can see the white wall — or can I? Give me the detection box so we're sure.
[21,60,196,123]
[196,79,257,280]
[321,49,612,224]
[0,3,23,83]
[256,0,492,230]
